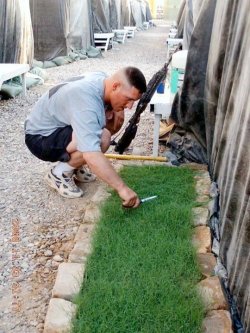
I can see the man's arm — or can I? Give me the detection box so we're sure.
[82,151,140,208]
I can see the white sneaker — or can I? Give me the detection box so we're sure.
[75,166,96,183]
[45,168,84,198]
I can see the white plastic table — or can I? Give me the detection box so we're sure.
[94,33,114,52]
[124,26,137,38]
[0,64,30,96]
[112,29,128,44]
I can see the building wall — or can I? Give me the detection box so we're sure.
[148,0,182,20]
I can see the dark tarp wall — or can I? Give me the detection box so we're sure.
[145,1,152,21]
[120,0,131,27]
[176,0,185,38]
[30,0,70,61]
[109,0,121,29]
[0,0,33,64]
[30,0,94,61]
[140,1,147,23]
[91,0,112,33]
[183,0,204,49]
[205,0,250,330]
[169,0,250,330]
[130,0,144,28]
[169,0,216,164]
[182,0,193,49]
[68,0,94,51]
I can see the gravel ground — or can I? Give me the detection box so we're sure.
[0,23,170,332]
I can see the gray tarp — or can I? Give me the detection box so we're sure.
[91,0,112,33]
[68,0,94,51]
[176,0,185,38]
[91,0,152,32]
[29,0,69,61]
[130,0,144,28]
[205,0,250,330]
[145,2,152,21]
[0,0,33,64]
[109,0,121,29]
[169,0,216,164]
[182,0,205,49]
[30,0,94,61]
[121,0,131,27]
[169,0,250,330]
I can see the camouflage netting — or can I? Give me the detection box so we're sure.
[169,0,250,331]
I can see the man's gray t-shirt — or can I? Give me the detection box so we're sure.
[25,72,107,152]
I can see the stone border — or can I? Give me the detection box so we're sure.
[43,168,233,333]
[192,171,233,333]
[43,186,110,333]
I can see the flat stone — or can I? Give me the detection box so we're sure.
[44,250,53,257]
[83,203,101,223]
[60,240,74,253]
[196,195,210,203]
[197,253,216,278]
[53,255,64,262]
[43,298,76,333]
[74,224,95,242]
[202,310,233,333]
[197,276,228,312]
[192,226,212,253]
[90,186,111,203]
[68,241,91,263]
[52,263,84,301]
[192,226,211,253]
[192,207,208,226]
[196,178,211,196]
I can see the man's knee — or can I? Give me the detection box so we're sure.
[101,128,111,153]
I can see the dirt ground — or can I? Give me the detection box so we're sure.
[0,22,172,332]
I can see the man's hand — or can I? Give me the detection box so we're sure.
[117,185,141,208]
[82,151,140,208]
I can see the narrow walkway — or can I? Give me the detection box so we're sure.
[0,24,169,332]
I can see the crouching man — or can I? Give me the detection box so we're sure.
[24,67,146,208]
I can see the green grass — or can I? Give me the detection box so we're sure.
[72,166,204,333]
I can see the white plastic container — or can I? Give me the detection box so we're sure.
[170,50,188,102]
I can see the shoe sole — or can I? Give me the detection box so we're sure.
[44,174,84,199]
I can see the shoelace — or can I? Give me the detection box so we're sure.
[63,174,80,191]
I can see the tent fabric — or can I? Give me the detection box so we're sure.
[121,0,131,27]
[182,0,194,49]
[68,0,94,51]
[30,0,70,61]
[91,0,112,33]
[183,0,205,49]
[130,0,144,28]
[91,0,152,33]
[0,0,33,64]
[145,2,152,21]
[169,0,250,330]
[169,0,216,164]
[205,0,250,330]
[109,0,121,29]
[30,0,94,61]
[176,0,185,38]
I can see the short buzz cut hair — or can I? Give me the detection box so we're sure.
[124,67,147,94]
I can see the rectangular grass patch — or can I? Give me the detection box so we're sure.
[73,166,204,333]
